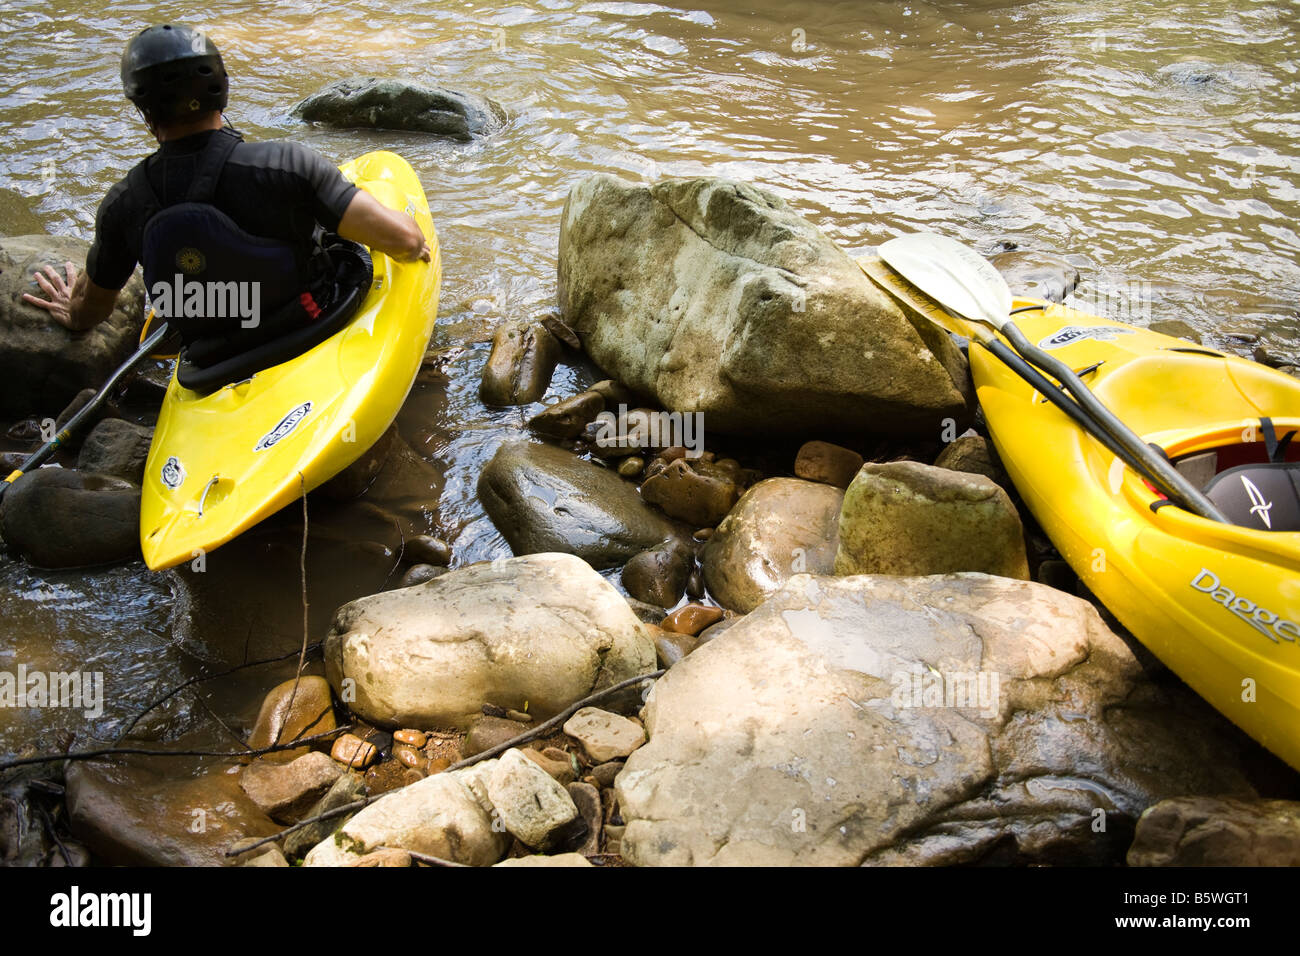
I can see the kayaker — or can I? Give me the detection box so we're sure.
[23,22,430,353]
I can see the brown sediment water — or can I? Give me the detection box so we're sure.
[0,0,1297,761]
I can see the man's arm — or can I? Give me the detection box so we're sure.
[22,262,120,332]
[336,190,431,264]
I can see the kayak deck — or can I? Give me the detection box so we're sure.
[139,151,441,571]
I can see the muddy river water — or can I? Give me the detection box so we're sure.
[0,0,1297,761]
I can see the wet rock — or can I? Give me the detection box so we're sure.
[1127,797,1300,866]
[522,747,577,785]
[624,595,671,624]
[0,235,146,418]
[990,250,1080,303]
[701,477,843,613]
[464,716,530,757]
[527,390,605,440]
[617,573,1255,866]
[640,458,739,527]
[621,544,692,608]
[403,534,451,567]
[66,762,280,867]
[589,379,637,408]
[538,311,581,350]
[325,553,658,729]
[394,745,423,768]
[558,176,971,435]
[394,729,428,748]
[0,468,140,568]
[794,441,863,489]
[247,676,336,762]
[563,707,646,763]
[696,616,740,643]
[478,441,687,568]
[487,749,581,851]
[1147,319,1202,344]
[479,321,561,406]
[617,456,644,479]
[76,418,153,484]
[933,433,1006,486]
[567,782,603,856]
[314,424,399,501]
[304,765,509,867]
[494,852,594,867]
[834,461,1029,579]
[283,772,367,859]
[653,629,698,668]
[54,387,118,450]
[397,563,447,588]
[330,733,379,769]
[294,77,507,140]
[660,603,724,636]
[240,752,344,823]
[239,845,290,867]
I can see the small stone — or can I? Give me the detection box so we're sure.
[933,434,1005,485]
[394,745,423,768]
[617,456,645,479]
[394,729,428,748]
[247,676,336,762]
[539,311,582,350]
[654,629,699,668]
[480,320,561,406]
[692,528,713,541]
[527,391,606,440]
[505,710,532,724]
[239,751,344,824]
[398,564,447,588]
[427,757,451,774]
[240,845,290,867]
[563,707,647,763]
[487,749,582,851]
[349,847,413,867]
[494,852,594,867]
[603,824,625,856]
[640,458,740,526]
[659,446,688,463]
[622,545,691,609]
[523,747,576,785]
[588,379,637,408]
[464,715,530,757]
[330,733,379,769]
[795,440,864,489]
[686,567,704,599]
[591,761,624,789]
[567,782,602,856]
[402,767,426,786]
[660,603,724,636]
[404,535,452,566]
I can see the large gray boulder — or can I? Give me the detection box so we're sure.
[557,175,971,435]
[0,235,146,418]
[701,477,842,612]
[324,552,658,730]
[0,468,141,568]
[294,78,507,140]
[478,440,688,569]
[616,573,1255,866]
[76,418,154,485]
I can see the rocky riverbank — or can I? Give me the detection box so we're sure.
[1,162,1298,867]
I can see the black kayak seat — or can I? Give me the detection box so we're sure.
[1204,462,1300,533]
[176,240,374,394]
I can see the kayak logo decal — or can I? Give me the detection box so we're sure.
[1038,326,1135,350]
[1241,475,1273,528]
[1189,568,1299,645]
[253,402,313,453]
[160,456,186,490]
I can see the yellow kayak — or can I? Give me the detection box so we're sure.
[140,151,441,571]
[862,256,1300,771]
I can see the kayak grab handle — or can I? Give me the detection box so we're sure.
[198,476,222,517]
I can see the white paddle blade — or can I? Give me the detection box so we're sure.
[878,232,1013,329]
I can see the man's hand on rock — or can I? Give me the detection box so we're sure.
[22,261,78,329]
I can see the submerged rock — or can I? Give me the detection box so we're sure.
[478,440,687,568]
[324,553,657,729]
[701,477,842,613]
[0,468,140,568]
[480,321,560,406]
[557,175,971,435]
[0,235,146,418]
[834,461,1029,579]
[616,573,1256,866]
[294,77,507,140]
[990,250,1080,303]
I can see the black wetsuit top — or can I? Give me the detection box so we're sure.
[86,127,358,292]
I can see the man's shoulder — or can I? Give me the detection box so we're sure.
[229,137,338,178]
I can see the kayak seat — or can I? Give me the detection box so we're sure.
[175,239,374,394]
[1204,463,1300,533]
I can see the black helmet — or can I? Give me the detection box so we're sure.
[121,24,228,124]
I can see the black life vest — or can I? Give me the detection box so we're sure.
[129,129,311,343]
